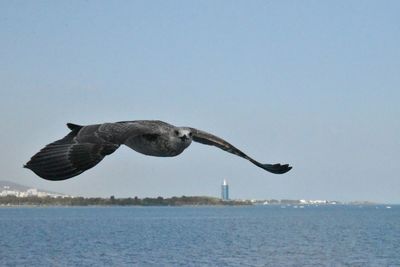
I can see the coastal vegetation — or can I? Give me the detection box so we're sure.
[0,195,251,206]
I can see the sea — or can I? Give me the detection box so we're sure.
[0,205,399,267]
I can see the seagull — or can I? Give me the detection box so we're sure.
[24,120,292,180]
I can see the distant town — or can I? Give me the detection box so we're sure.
[1,186,71,199]
[0,180,379,206]
[0,181,72,198]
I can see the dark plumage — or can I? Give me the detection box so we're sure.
[25,120,292,180]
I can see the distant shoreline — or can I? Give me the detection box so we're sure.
[0,195,394,207]
[0,195,252,207]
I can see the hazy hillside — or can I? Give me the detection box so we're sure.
[0,180,66,196]
[0,180,32,191]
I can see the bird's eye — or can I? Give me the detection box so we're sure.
[174,130,179,136]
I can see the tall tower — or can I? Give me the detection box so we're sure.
[221,179,229,201]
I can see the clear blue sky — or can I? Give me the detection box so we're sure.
[1,1,399,203]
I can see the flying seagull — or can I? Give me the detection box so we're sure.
[24,120,292,180]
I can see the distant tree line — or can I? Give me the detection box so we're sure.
[0,195,251,206]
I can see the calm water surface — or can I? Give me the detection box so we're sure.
[0,205,399,266]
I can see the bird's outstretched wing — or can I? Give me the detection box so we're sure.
[24,125,120,181]
[24,121,167,180]
[189,128,292,174]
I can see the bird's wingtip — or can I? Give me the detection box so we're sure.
[261,163,292,174]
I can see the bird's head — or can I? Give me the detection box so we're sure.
[173,128,193,145]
